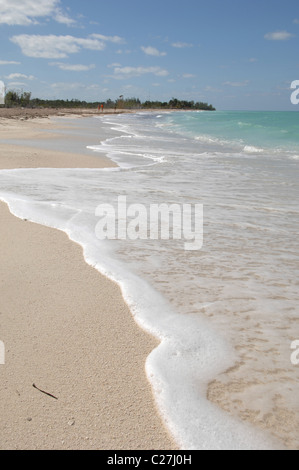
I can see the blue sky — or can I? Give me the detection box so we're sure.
[0,0,299,110]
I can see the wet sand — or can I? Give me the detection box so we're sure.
[0,111,178,450]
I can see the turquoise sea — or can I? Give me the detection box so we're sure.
[0,110,298,449]
[167,110,299,154]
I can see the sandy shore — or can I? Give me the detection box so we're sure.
[0,111,178,449]
[0,106,130,120]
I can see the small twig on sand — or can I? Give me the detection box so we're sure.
[32,383,58,400]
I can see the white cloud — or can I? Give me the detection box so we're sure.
[0,60,21,65]
[90,34,125,44]
[264,31,295,41]
[112,66,169,79]
[182,73,195,78]
[87,84,101,90]
[10,34,106,59]
[171,42,193,48]
[49,81,104,100]
[115,49,132,55]
[51,81,101,93]
[205,85,222,93]
[107,63,122,68]
[141,46,166,57]
[49,62,96,71]
[5,73,35,80]
[0,0,75,26]
[51,81,85,91]
[53,8,76,26]
[6,82,27,88]
[223,80,249,87]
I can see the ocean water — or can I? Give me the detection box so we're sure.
[0,110,298,449]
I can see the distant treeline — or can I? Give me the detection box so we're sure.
[3,91,215,111]
[143,98,215,110]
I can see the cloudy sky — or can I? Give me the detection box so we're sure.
[0,0,298,110]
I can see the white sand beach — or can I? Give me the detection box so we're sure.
[0,111,178,450]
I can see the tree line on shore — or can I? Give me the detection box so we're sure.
[3,90,216,111]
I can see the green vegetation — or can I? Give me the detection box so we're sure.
[4,90,216,111]
[143,98,215,110]
[5,90,32,108]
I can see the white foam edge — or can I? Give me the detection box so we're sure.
[0,193,283,450]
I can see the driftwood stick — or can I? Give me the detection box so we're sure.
[32,383,58,400]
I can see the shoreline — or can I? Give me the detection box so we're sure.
[0,107,132,120]
[0,114,178,449]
